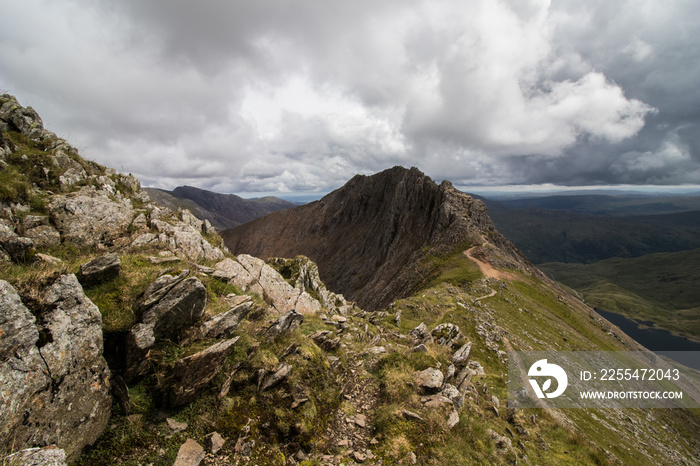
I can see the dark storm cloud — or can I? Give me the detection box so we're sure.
[0,0,698,193]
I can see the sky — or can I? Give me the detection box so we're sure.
[1,0,699,197]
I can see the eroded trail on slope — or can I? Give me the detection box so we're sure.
[465,243,515,281]
[312,323,382,465]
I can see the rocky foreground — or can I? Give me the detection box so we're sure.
[1,95,699,465]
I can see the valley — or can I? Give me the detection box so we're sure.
[478,193,700,347]
[539,249,700,342]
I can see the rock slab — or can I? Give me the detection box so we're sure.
[167,337,240,406]
[78,253,121,287]
[124,272,207,381]
[173,439,205,466]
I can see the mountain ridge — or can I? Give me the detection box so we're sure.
[223,166,533,311]
[144,185,295,230]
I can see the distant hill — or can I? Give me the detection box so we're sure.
[144,186,295,229]
[480,197,700,264]
[539,249,700,341]
[496,193,700,216]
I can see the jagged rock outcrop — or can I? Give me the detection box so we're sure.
[430,323,463,348]
[268,256,353,314]
[167,336,240,406]
[0,276,111,462]
[409,322,428,341]
[264,311,304,340]
[214,255,323,315]
[124,271,207,380]
[0,95,225,265]
[452,341,472,367]
[223,166,526,311]
[189,300,253,341]
[149,210,224,262]
[0,281,49,448]
[0,95,56,141]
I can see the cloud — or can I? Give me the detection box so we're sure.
[0,0,696,193]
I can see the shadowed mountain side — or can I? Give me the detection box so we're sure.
[223,166,530,311]
[144,185,295,230]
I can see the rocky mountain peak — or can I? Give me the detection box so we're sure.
[223,166,529,311]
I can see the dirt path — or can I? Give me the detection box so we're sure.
[474,288,497,301]
[464,243,514,281]
[318,346,380,464]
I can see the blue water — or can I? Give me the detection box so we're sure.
[595,308,700,370]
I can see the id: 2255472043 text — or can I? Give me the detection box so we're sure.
[581,368,680,382]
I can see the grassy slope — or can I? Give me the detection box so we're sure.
[539,249,700,341]
[375,247,700,465]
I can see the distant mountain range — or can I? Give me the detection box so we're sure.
[479,196,700,264]
[493,193,700,216]
[144,185,295,230]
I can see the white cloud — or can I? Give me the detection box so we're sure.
[0,0,694,192]
[613,139,691,176]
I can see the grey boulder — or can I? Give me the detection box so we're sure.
[78,253,121,287]
[414,367,444,395]
[0,276,111,463]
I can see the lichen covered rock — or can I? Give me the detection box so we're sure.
[49,188,134,247]
[0,276,111,463]
[167,337,240,406]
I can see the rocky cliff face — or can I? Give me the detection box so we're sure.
[223,166,530,311]
[0,95,226,461]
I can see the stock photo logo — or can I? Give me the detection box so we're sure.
[528,359,568,399]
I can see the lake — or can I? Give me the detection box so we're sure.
[595,308,700,370]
